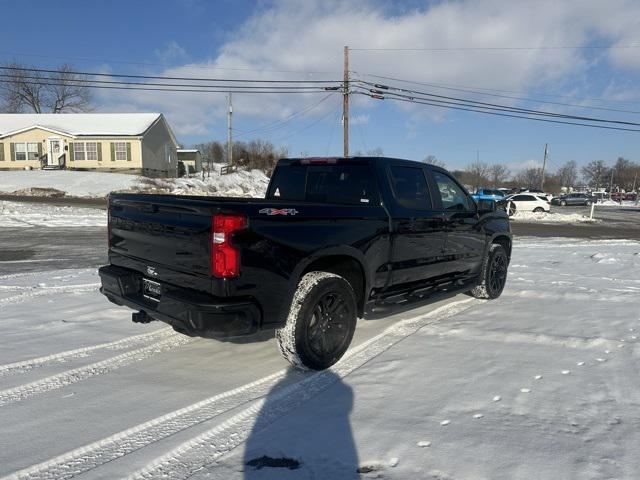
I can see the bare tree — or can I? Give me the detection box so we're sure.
[613,157,639,191]
[0,62,92,113]
[555,160,578,189]
[194,141,225,164]
[465,160,490,190]
[488,164,510,188]
[581,160,610,190]
[422,155,446,168]
[513,167,543,189]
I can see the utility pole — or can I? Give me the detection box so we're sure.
[540,143,548,191]
[227,93,233,165]
[343,45,349,157]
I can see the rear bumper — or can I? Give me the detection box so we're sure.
[98,265,261,339]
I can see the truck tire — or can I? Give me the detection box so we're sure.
[276,272,357,370]
[470,244,508,299]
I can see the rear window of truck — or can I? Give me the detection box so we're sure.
[267,164,380,205]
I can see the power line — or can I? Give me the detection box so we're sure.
[353,71,640,107]
[0,65,339,83]
[355,91,640,132]
[0,51,338,75]
[351,81,640,127]
[0,73,337,91]
[350,44,640,51]
[3,79,334,95]
[233,93,336,138]
[354,72,640,114]
[272,101,342,143]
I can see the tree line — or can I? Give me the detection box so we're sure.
[424,155,639,193]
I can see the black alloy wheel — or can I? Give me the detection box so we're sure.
[305,291,353,360]
[487,248,508,297]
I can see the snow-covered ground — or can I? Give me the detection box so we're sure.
[0,170,140,197]
[596,200,640,208]
[1,238,640,479]
[511,211,597,223]
[0,201,106,228]
[0,167,269,199]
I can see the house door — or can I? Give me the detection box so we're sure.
[48,139,62,166]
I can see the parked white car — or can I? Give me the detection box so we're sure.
[505,193,551,215]
[522,189,553,202]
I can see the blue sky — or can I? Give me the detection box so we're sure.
[2,0,640,173]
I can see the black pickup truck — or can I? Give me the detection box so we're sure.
[99,157,511,370]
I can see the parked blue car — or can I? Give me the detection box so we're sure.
[471,188,506,203]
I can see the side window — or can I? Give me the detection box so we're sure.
[389,166,432,210]
[432,171,472,211]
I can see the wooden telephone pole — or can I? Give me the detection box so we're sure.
[343,46,349,157]
[540,143,548,190]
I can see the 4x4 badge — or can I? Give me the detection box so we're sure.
[259,208,299,216]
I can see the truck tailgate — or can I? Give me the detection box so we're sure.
[109,196,212,280]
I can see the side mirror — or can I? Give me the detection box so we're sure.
[477,199,496,214]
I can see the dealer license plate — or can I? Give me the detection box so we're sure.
[142,278,162,301]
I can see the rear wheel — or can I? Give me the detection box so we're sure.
[276,272,357,370]
[533,207,545,213]
[507,202,517,216]
[470,244,509,299]
[586,200,592,206]
[560,200,567,206]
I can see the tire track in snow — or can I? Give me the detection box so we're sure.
[125,299,475,480]
[0,283,101,308]
[0,334,193,407]
[0,328,174,377]
[3,299,474,480]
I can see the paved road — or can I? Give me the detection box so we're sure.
[0,203,637,275]
[0,227,107,276]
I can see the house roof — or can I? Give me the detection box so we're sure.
[0,113,169,138]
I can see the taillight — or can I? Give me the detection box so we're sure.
[211,214,246,278]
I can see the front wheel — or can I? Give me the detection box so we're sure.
[560,200,567,206]
[276,272,357,370]
[533,207,545,213]
[470,244,509,299]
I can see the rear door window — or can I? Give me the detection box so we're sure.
[389,166,432,210]
[267,163,380,205]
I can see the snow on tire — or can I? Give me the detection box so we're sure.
[470,243,509,300]
[276,271,357,371]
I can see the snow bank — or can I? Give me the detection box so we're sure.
[0,201,106,228]
[131,167,269,198]
[596,200,640,208]
[0,170,140,198]
[0,167,270,199]
[511,211,597,223]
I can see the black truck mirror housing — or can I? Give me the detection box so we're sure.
[477,198,496,214]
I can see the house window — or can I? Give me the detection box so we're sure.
[73,142,86,161]
[15,143,26,161]
[114,142,127,161]
[14,142,38,161]
[27,143,38,160]
[73,142,99,161]
[86,142,98,161]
